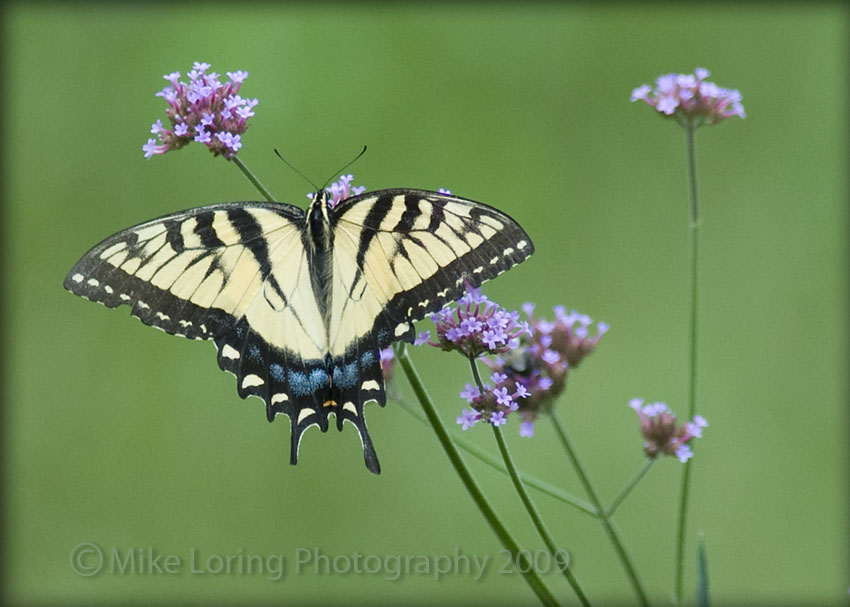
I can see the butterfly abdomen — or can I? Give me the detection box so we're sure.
[305,193,335,327]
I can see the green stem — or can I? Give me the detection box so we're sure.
[468,358,591,606]
[686,122,701,230]
[229,156,276,202]
[394,397,597,515]
[551,411,649,607]
[395,346,559,607]
[606,459,654,517]
[493,426,591,606]
[674,120,700,605]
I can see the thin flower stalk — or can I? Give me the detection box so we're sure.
[676,120,700,605]
[632,68,742,604]
[606,459,654,518]
[551,411,649,607]
[396,345,558,607]
[230,155,275,203]
[394,395,596,515]
[470,357,592,607]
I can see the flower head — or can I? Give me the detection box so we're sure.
[308,174,367,209]
[425,290,605,436]
[483,303,608,430]
[143,61,258,160]
[631,68,745,127]
[630,398,709,462]
[454,375,531,430]
[423,284,530,358]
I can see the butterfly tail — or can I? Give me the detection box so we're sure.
[358,419,381,475]
[329,342,385,474]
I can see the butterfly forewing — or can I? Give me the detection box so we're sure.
[330,190,534,348]
[65,203,302,335]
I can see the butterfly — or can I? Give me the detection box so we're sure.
[64,188,534,473]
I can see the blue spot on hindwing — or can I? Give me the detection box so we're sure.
[287,371,309,396]
[332,362,359,389]
[309,368,329,391]
[270,363,285,382]
[360,351,375,367]
[247,343,262,362]
[287,367,329,396]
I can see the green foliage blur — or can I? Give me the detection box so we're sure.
[5,4,847,605]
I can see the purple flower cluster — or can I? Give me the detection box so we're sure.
[420,286,608,436]
[523,303,609,370]
[308,174,366,209]
[455,371,531,431]
[142,61,258,160]
[484,303,609,436]
[418,286,530,359]
[631,68,745,126]
[630,398,708,463]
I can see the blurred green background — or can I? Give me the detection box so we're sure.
[5,3,847,605]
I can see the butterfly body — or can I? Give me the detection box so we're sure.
[65,189,533,473]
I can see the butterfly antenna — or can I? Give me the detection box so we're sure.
[274,149,320,193]
[321,145,368,190]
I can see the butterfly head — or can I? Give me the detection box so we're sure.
[307,189,333,250]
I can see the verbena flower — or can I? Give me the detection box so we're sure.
[631,68,745,127]
[142,61,258,160]
[417,285,530,430]
[456,408,480,431]
[486,303,609,434]
[307,174,366,209]
[418,285,530,359]
[378,345,404,402]
[630,398,709,463]
[454,373,531,431]
[379,346,395,382]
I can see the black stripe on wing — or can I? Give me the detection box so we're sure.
[333,189,534,349]
[63,201,306,339]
